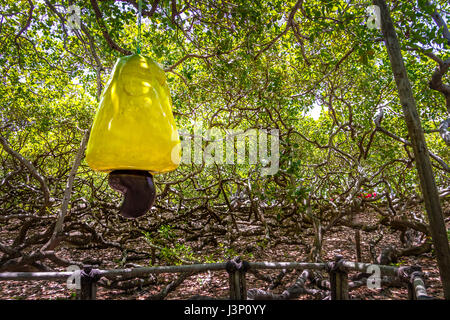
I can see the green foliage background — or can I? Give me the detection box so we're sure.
[0,0,449,264]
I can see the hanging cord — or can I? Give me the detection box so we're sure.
[136,0,142,54]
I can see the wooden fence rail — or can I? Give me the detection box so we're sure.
[0,255,433,300]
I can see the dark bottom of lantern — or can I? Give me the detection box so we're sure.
[108,170,156,218]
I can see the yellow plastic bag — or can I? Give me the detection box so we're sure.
[86,54,180,174]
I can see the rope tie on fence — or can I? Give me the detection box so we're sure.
[326,254,346,273]
[225,256,250,274]
[80,265,102,284]
[397,265,422,282]
[80,266,102,283]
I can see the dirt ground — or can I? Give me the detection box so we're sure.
[0,208,447,300]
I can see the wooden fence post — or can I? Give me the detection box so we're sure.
[410,273,433,300]
[77,266,101,300]
[328,255,349,300]
[398,265,433,300]
[226,257,249,300]
[78,278,97,300]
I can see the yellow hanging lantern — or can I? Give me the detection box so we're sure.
[86,54,181,218]
[86,54,180,173]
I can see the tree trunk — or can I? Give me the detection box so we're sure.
[374,0,450,299]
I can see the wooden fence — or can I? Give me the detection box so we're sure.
[0,255,433,300]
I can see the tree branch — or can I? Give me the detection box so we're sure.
[0,134,50,212]
[90,0,133,55]
[41,129,91,251]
